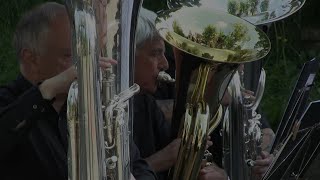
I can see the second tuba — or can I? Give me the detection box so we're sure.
[155,6,271,180]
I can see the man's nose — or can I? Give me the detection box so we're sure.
[159,55,169,71]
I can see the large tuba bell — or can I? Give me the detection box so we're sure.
[155,5,271,179]
[65,0,141,179]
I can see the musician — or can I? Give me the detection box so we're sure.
[132,8,214,180]
[132,8,179,180]
[139,3,274,180]
[0,2,156,180]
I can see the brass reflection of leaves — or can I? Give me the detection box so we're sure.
[173,20,185,37]
[254,27,270,57]
[171,20,255,60]
[179,42,201,55]
[227,0,269,17]
[173,22,250,50]
[227,49,253,62]
[201,53,214,59]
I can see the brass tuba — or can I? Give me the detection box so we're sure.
[155,6,271,180]
[65,0,142,179]
[163,1,306,179]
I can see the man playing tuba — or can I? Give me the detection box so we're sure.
[132,5,275,180]
[0,2,157,180]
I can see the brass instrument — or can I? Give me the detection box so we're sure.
[65,0,141,179]
[163,1,306,180]
[242,68,266,168]
[223,68,266,180]
[167,0,306,25]
[155,6,270,180]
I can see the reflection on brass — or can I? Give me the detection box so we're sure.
[65,1,104,179]
[222,61,265,180]
[209,105,224,134]
[157,6,271,180]
[156,7,270,63]
[65,0,142,180]
[167,0,306,25]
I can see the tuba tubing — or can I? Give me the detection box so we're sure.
[66,0,142,179]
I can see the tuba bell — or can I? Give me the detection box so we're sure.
[65,0,142,179]
[155,5,271,179]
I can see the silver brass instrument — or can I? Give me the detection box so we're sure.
[242,68,266,168]
[167,0,306,25]
[66,0,141,179]
[223,68,266,180]
[155,6,270,180]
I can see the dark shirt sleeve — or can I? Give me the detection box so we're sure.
[131,142,158,180]
[0,86,56,160]
[153,100,171,152]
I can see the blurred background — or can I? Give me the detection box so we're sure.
[1,0,319,179]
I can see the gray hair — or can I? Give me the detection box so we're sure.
[135,7,162,49]
[13,2,66,60]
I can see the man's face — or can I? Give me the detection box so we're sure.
[36,12,72,81]
[135,39,169,94]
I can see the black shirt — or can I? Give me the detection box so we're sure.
[133,94,172,180]
[0,74,156,180]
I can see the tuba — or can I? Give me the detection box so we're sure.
[155,5,271,180]
[223,68,266,180]
[163,0,306,179]
[65,0,142,179]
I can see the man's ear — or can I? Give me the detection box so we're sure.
[20,48,38,65]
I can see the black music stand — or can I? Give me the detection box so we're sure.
[263,100,320,180]
[271,58,320,153]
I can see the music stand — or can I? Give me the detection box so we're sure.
[271,58,320,153]
[263,100,320,180]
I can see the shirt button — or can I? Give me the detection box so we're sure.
[33,104,38,109]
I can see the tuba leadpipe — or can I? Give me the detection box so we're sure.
[155,6,270,180]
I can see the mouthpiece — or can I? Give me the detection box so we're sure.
[157,71,175,83]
